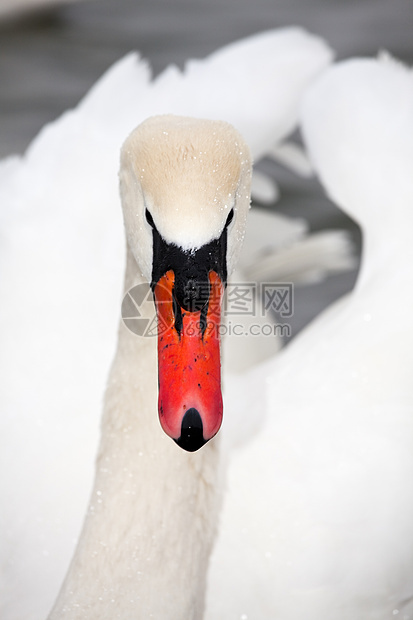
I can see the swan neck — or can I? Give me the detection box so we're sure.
[48,242,221,619]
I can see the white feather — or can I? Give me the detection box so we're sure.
[206,53,413,620]
[0,29,332,620]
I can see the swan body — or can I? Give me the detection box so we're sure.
[0,28,333,619]
[223,210,355,379]
[205,54,413,620]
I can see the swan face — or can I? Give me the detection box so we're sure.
[120,115,252,451]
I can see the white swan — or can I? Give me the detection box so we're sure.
[0,28,335,619]
[205,53,413,620]
[45,114,251,618]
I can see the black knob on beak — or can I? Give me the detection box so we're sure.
[174,408,207,452]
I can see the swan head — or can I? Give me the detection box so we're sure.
[120,115,252,451]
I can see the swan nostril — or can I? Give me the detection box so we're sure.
[174,408,207,452]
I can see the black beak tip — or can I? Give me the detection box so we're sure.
[174,408,207,452]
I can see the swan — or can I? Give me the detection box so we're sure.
[44,114,251,618]
[0,28,337,619]
[45,115,353,619]
[205,53,413,620]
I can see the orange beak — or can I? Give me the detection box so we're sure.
[154,270,224,451]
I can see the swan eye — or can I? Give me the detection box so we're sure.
[225,208,234,228]
[145,208,155,228]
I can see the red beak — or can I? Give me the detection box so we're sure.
[154,270,224,451]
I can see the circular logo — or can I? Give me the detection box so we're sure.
[121,282,158,337]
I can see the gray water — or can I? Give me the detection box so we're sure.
[1,0,412,333]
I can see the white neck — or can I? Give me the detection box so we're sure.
[48,245,221,620]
